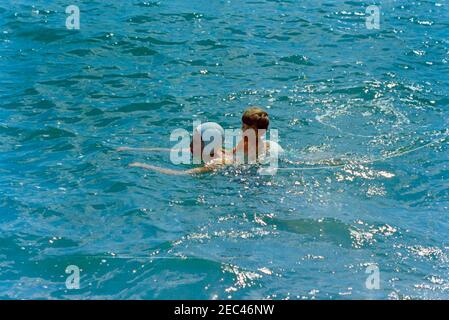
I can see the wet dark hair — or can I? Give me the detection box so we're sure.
[242,107,269,130]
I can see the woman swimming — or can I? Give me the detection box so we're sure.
[125,122,234,175]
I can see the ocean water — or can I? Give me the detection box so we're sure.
[1,0,449,300]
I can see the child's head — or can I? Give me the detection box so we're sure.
[241,107,269,136]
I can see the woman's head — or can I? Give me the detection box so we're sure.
[241,107,269,135]
[190,122,224,160]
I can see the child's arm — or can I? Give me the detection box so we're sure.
[129,162,212,175]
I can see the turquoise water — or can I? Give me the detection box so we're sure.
[1,0,449,299]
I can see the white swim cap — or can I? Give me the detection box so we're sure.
[195,122,224,137]
[194,122,225,142]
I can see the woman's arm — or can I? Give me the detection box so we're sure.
[117,147,190,153]
[129,162,212,175]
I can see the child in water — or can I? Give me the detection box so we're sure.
[233,107,272,162]
[120,107,280,175]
